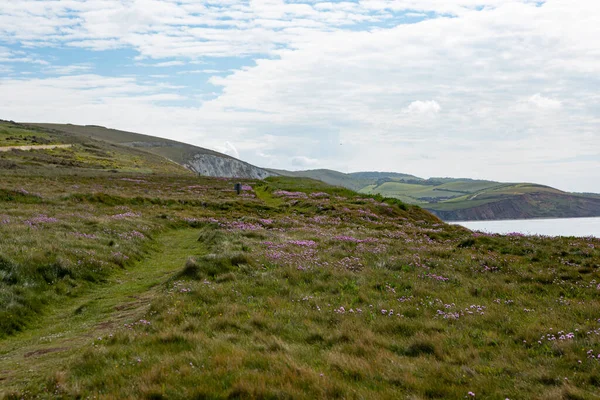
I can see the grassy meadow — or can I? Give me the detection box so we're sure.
[0,168,599,399]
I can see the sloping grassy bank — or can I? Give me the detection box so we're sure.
[0,229,204,393]
[1,174,600,399]
[0,174,267,337]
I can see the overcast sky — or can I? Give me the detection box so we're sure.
[1,0,599,192]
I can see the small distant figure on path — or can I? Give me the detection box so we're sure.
[234,182,242,195]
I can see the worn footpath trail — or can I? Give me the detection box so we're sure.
[0,229,203,394]
[0,144,73,152]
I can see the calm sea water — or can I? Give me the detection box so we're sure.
[450,217,600,238]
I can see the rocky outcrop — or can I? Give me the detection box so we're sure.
[183,153,275,179]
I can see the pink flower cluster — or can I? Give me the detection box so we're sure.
[288,240,317,247]
[25,215,59,227]
[357,209,379,219]
[334,306,362,315]
[587,350,600,360]
[123,319,151,329]
[273,190,308,199]
[436,304,486,320]
[337,256,363,271]
[223,221,263,231]
[333,235,377,243]
[380,309,396,316]
[436,310,461,320]
[538,330,575,344]
[111,211,141,219]
[423,273,449,282]
[71,232,98,239]
[119,230,146,240]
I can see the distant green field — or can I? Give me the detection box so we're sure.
[426,184,567,212]
[434,180,503,193]
[360,180,515,204]
[268,168,372,191]
[273,168,600,220]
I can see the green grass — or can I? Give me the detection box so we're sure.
[1,169,600,399]
[1,124,600,398]
[0,122,191,175]
[0,122,59,147]
[434,180,505,193]
[268,169,372,191]
[360,181,466,202]
[30,122,232,165]
[0,229,204,392]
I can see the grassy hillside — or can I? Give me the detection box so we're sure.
[1,158,600,398]
[267,168,370,191]
[31,123,232,166]
[349,171,422,181]
[0,121,191,175]
[0,122,61,147]
[275,168,600,220]
[2,121,273,179]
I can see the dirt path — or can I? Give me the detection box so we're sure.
[0,229,203,394]
[0,144,72,152]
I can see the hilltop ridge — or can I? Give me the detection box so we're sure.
[4,120,600,221]
[1,121,274,179]
[271,168,600,221]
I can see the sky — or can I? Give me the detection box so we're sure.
[0,0,599,192]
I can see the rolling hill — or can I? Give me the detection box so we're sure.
[13,121,274,179]
[272,169,600,221]
[4,120,599,221]
[266,168,371,191]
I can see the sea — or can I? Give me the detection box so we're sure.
[450,217,600,238]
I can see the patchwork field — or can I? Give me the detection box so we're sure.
[1,168,600,399]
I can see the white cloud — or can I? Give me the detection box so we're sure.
[150,61,186,67]
[403,100,441,115]
[0,0,560,60]
[215,141,240,159]
[0,45,48,65]
[528,93,562,110]
[1,1,600,192]
[176,69,223,75]
[44,64,93,75]
[291,156,319,168]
